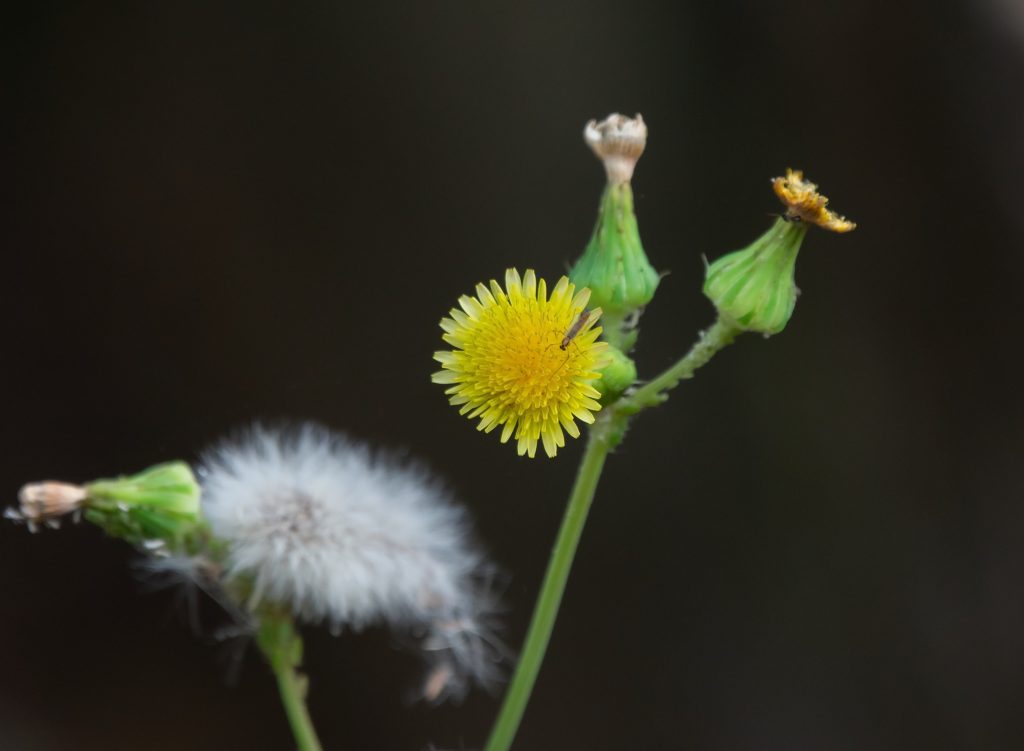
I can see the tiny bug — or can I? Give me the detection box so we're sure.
[559,310,591,350]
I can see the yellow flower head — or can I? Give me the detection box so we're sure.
[432,269,609,458]
[772,168,857,233]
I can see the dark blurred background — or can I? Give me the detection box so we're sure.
[3,1,1024,749]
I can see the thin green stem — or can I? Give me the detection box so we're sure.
[484,415,614,751]
[615,317,740,416]
[483,317,738,750]
[257,613,324,751]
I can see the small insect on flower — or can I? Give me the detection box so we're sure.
[560,310,592,351]
[433,269,610,458]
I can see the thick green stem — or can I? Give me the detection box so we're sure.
[484,415,614,751]
[615,317,740,415]
[257,613,324,751]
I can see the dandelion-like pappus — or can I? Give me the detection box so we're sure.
[199,424,506,698]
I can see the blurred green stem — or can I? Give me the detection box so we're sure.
[483,413,614,751]
[257,611,324,751]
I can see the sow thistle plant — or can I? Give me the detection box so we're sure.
[434,114,855,751]
[7,112,854,751]
[7,426,505,751]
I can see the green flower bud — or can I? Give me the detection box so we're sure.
[85,461,201,546]
[703,217,806,336]
[597,345,637,403]
[570,114,660,349]
[704,169,856,336]
[571,183,660,316]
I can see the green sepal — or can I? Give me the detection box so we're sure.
[703,218,807,336]
[84,461,201,547]
[570,183,660,325]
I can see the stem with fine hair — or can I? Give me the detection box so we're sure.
[484,413,614,751]
[615,317,740,416]
[257,612,325,751]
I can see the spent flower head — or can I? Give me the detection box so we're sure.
[199,424,505,695]
[584,112,647,185]
[432,269,608,458]
[704,168,856,335]
[772,168,856,232]
[6,481,87,530]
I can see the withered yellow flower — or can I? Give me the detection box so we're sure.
[772,168,856,233]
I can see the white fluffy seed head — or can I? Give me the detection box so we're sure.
[199,424,505,694]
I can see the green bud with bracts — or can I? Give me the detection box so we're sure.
[85,461,202,547]
[704,169,856,336]
[9,461,203,549]
[703,217,806,336]
[570,114,660,351]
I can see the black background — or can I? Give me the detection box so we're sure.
[4,2,1024,749]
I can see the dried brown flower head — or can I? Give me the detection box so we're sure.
[772,168,856,233]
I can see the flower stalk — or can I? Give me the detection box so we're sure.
[483,411,614,751]
[615,317,740,415]
[257,610,324,751]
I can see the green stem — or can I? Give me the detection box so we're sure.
[598,309,631,352]
[483,317,738,750]
[484,415,615,751]
[615,317,740,415]
[257,612,324,751]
